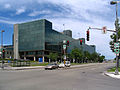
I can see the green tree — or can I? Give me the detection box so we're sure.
[110,27,120,52]
[90,52,99,63]
[83,51,91,63]
[70,48,83,63]
[98,55,105,63]
[47,53,58,62]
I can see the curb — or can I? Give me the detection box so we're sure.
[104,71,120,79]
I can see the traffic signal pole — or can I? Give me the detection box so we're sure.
[88,27,116,32]
[114,2,119,75]
[88,26,119,75]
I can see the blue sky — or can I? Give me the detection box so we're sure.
[0,0,120,59]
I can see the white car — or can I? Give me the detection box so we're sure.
[65,61,71,67]
[59,63,65,68]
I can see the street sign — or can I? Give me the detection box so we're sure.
[64,55,66,59]
[114,49,119,54]
[116,53,119,56]
[63,40,66,44]
[63,45,66,49]
[114,43,119,48]
[114,43,120,54]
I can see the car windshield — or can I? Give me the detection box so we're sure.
[66,62,70,64]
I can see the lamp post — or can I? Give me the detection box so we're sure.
[110,1,120,75]
[1,30,5,59]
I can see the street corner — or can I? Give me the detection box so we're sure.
[104,71,120,79]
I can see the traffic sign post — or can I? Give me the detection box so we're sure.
[63,45,66,50]
[63,40,67,64]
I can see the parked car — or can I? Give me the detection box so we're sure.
[65,61,71,67]
[59,63,65,68]
[45,63,59,70]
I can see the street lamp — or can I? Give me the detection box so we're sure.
[110,1,120,75]
[1,30,5,59]
[110,1,117,5]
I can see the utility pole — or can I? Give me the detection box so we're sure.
[110,1,120,75]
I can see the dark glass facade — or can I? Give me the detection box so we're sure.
[18,20,45,51]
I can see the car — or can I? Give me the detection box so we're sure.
[65,61,71,67]
[59,63,65,68]
[45,63,59,70]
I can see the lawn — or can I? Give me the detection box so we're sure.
[107,67,120,72]
[30,62,49,66]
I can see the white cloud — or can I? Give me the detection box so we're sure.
[16,7,26,15]
[28,10,51,16]
[4,3,11,9]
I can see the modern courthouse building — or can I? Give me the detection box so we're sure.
[13,19,95,62]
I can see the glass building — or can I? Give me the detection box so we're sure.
[14,19,95,62]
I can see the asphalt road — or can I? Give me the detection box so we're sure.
[0,63,119,90]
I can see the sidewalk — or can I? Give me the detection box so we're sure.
[0,66,45,70]
[104,72,120,79]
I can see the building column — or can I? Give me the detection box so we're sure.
[34,56,36,61]
[42,56,44,63]
[42,51,44,63]
[24,57,26,60]
[24,52,26,60]
[14,24,20,59]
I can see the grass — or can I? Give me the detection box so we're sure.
[71,63,82,65]
[31,62,88,66]
[107,67,120,72]
[71,63,89,65]
[30,62,49,66]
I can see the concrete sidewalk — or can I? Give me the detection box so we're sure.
[0,66,45,70]
[104,72,120,79]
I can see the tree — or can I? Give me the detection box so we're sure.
[83,51,91,63]
[69,48,105,63]
[47,53,58,62]
[98,55,105,63]
[70,48,83,63]
[110,27,120,52]
[90,52,99,62]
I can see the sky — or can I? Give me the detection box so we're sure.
[0,0,120,59]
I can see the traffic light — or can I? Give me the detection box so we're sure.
[67,41,69,46]
[80,40,82,45]
[102,26,107,34]
[2,49,5,58]
[86,30,89,41]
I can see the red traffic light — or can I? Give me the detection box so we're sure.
[80,40,82,45]
[87,30,89,35]
[67,41,69,46]
[87,30,89,41]
[2,49,5,53]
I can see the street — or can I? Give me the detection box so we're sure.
[0,63,119,90]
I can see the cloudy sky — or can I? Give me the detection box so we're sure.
[0,0,120,59]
